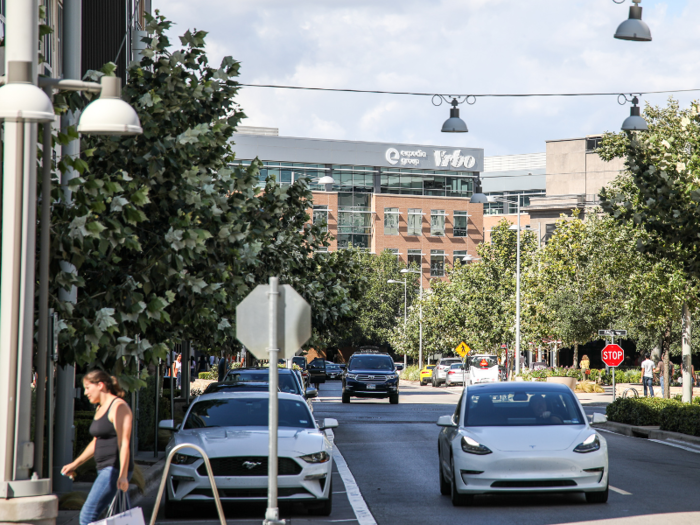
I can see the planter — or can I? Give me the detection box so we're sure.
[546,376,577,391]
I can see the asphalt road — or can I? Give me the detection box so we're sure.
[313,379,700,525]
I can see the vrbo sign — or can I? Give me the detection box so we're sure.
[385,147,476,170]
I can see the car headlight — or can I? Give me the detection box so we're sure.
[461,436,492,455]
[574,434,601,453]
[346,373,358,380]
[172,453,198,465]
[300,451,331,464]
[386,373,398,379]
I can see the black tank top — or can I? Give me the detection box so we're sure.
[90,398,134,472]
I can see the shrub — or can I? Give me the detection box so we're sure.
[198,371,218,380]
[659,404,700,437]
[401,365,421,382]
[606,397,682,426]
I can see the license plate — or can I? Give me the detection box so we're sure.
[367,384,376,390]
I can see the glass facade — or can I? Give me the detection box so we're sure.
[483,191,544,215]
[430,250,445,277]
[430,210,446,237]
[380,168,474,197]
[407,209,422,236]
[384,208,399,236]
[453,211,468,237]
[337,193,371,249]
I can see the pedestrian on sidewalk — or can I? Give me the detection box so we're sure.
[218,354,227,382]
[580,355,590,373]
[173,354,182,389]
[62,370,134,525]
[641,353,654,397]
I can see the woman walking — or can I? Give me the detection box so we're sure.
[173,354,182,389]
[62,370,133,525]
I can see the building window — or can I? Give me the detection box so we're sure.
[453,251,468,266]
[453,211,469,237]
[380,169,474,198]
[384,208,399,235]
[586,137,602,152]
[407,209,422,236]
[407,249,422,268]
[337,192,371,249]
[430,250,445,277]
[385,248,400,259]
[431,210,446,236]
[313,205,329,232]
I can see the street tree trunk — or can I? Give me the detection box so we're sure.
[662,323,672,399]
[573,342,579,369]
[682,303,692,403]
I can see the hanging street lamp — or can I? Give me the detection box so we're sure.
[613,0,652,42]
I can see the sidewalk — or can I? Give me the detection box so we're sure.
[56,452,166,525]
[594,420,700,447]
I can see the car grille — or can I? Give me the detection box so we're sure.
[190,487,309,498]
[197,456,302,477]
[354,374,389,382]
[490,480,577,488]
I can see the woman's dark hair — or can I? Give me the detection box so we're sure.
[83,369,126,398]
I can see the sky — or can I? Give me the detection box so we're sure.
[153,0,700,156]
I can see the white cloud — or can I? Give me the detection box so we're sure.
[154,0,700,155]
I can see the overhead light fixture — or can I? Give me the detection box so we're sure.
[78,76,142,135]
[470,178,489,204]
[614,0,652,42]
[0,62,55,123]
[441,98,468,133]
[621,96,648,131]
[317,175,335,184]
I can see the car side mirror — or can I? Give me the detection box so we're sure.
[436,415,457,427]
[396,364,404,371]
[159,419,175,431]
[320,418,338,430]
[305,387,318,399]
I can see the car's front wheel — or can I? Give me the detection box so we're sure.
[439,450,450,496]
[450,459,473,507]
[585,486,609,504]
[389,394,399,404]
[342,392,350,403]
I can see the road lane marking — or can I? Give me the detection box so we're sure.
[610,486,632,495]
[333,444,377,525]
[333,491,347,494]
[649,438,700,454]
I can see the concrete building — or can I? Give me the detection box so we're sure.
[525,136,625,242]
[232,130,485,287]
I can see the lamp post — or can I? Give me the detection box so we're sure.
[388,278,408,368]
[401,268,423,370]
[487,196,522,378]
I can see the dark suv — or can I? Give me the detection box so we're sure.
[342,352,399,404]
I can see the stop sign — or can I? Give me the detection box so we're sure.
[601,344,624,368]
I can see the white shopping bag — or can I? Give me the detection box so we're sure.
[90,491,145,525]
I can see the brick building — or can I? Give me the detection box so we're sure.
[233,129,486,287]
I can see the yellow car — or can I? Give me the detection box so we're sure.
[420,365,436,386]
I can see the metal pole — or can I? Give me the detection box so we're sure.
[403,279,407,369]
[34,109,53,478]
[682,303,692,403]
[515,200,521,377]
[419,275,423,371]
[611,335,615,401]
[154,359,160,458]
[265,277,284,525]
[47,312,57,492]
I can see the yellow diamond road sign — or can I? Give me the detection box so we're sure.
[455,342,470,357]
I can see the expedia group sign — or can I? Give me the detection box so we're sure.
[385,147,477,169]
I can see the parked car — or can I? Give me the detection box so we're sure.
[420,365,436,386]
[342,352,399,404]
[437,383,608,506]
[432,357,462,387]
[325,363,342,380]
[307,358,327,387]
[219,367,318,410]
[465,354,499,386]
[445,363,466,386]
[160,392,338,517]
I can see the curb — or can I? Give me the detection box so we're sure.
[593,420,700,446]
[131,457,166,506]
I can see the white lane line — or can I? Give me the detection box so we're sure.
[328,520,359,523]
[667,438,700,452]
[610,486,632,495]
[333,491,347,494]
[596,428,631,437]
[649,438,700,454]
[333,444,377,525]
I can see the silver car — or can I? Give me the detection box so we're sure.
[432,357,462,387]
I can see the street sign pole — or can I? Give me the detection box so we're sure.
[265,277,283,525]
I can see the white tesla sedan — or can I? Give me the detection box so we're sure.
[437,383,608,506]
[160,391,337,517]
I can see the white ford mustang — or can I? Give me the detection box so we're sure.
[160,391,337,517]
[437,382,608,506]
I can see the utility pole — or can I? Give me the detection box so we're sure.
[682,303,692,403]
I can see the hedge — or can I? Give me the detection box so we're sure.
[606,397,700,436]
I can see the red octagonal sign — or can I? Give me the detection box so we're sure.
[602,344,624,368]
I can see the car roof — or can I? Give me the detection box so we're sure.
[465,382,572,393]
[195,391,304,402]
[227,367,294,374]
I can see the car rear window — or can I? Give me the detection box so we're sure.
[224,371,300,395]
[468,356,498,369]
[464,390,584,426]
[348,356,394,371]
[184,398,314,429]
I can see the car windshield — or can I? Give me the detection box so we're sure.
[449,363,463,370]
[224,371,300,394]
[327,364,340,370]
[464,390,584,427]
[468,356,498,368]
[184,398,314,429]
[349,356,394,371]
